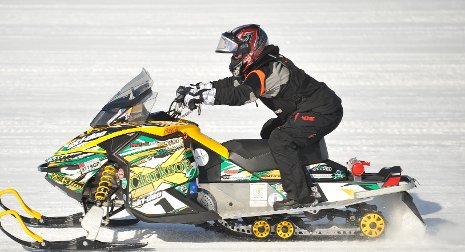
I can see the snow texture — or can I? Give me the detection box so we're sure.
[1,0,465,251]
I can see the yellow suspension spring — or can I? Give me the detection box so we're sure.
[95,165,117,202]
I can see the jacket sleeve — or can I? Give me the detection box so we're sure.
[214,71,265,106]
[211,76,239,89]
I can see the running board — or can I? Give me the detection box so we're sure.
[216,179,417,220]
[222,198,372,219]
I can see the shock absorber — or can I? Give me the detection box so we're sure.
[94,165,117,204]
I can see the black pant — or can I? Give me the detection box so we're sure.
[263,107,343,202]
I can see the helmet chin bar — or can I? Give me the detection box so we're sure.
[229,57,243,77]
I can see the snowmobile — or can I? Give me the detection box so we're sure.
[0,69,424,250]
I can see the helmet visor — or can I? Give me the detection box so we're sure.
[215,34,239,53]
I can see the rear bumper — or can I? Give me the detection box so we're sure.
[355,176,417,199]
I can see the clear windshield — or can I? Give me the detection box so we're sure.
[90,68,157,127]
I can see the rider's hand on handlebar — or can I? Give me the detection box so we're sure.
[175,83,211,110]
[189,82,212,91]
[184,93,204,111]
[175,86,192,103]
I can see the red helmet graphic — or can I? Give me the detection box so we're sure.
[216,24,269,76]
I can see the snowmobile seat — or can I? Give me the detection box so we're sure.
[222,138,329,173]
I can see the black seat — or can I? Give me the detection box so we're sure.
[222,138,329,172]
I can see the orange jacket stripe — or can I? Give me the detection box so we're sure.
[247,70,266,96]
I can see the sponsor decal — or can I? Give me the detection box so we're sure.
[46,153,81,163]
[130,148,180,166]
[311,186,322,198]
[259,171,281,180]
[121,178,128,189]
[50,173,84,191]
[220,159,259,181]
[221,172,256,182]
[178,184,188,194]
[189,181,198,194]
[129,159,191,190]
[311,174,333,179]
[309,163,332,172]
[250,183,267,201]
[333,170,346,180]
[163,126,179,135]
[132,191,163,208]
[301,115,315,121]
[78,158,101,174]
[67,131,107,149]
[130,142,150,148]
[261,174,280,179]
[121,137,184,157]
[130,183,155,199]
[224,169,239,175]
[193,148,209,166]
[127,148,197,199]
[250,183,268,208]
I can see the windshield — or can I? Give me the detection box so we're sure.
[90,68,157,127]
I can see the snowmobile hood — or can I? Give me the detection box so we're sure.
[49,121,229,157]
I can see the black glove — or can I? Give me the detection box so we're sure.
[260,117,285,139]
[175,86,192,103]
[185,93,204,110]
[189,82,202,90]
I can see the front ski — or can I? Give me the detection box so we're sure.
[0,188,145,250]
[0,209,147,250]
[0,211,140,228]
[28,237,147,251]
[0,188,139,228]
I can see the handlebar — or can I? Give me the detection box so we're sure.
[167,99,201,119]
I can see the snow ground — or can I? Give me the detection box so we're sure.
[0,0,465,251]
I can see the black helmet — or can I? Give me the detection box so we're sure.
[215,24,269,77]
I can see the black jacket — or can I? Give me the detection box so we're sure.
[212,45,342,120]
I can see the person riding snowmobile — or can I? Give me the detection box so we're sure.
[176,24,343,210]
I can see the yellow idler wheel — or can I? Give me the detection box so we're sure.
[275,220,295,239]
[252,220,271,239]
[359,212,385,238]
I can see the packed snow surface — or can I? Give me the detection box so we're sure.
[1,0,465,251]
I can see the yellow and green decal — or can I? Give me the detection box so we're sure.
[119,135,185,165]
[129,159,192,190]
[47,173,86,193]
[51,153,107,167]
[351,182,381,190]
[220,157,260,181]
[128,147,197,201]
